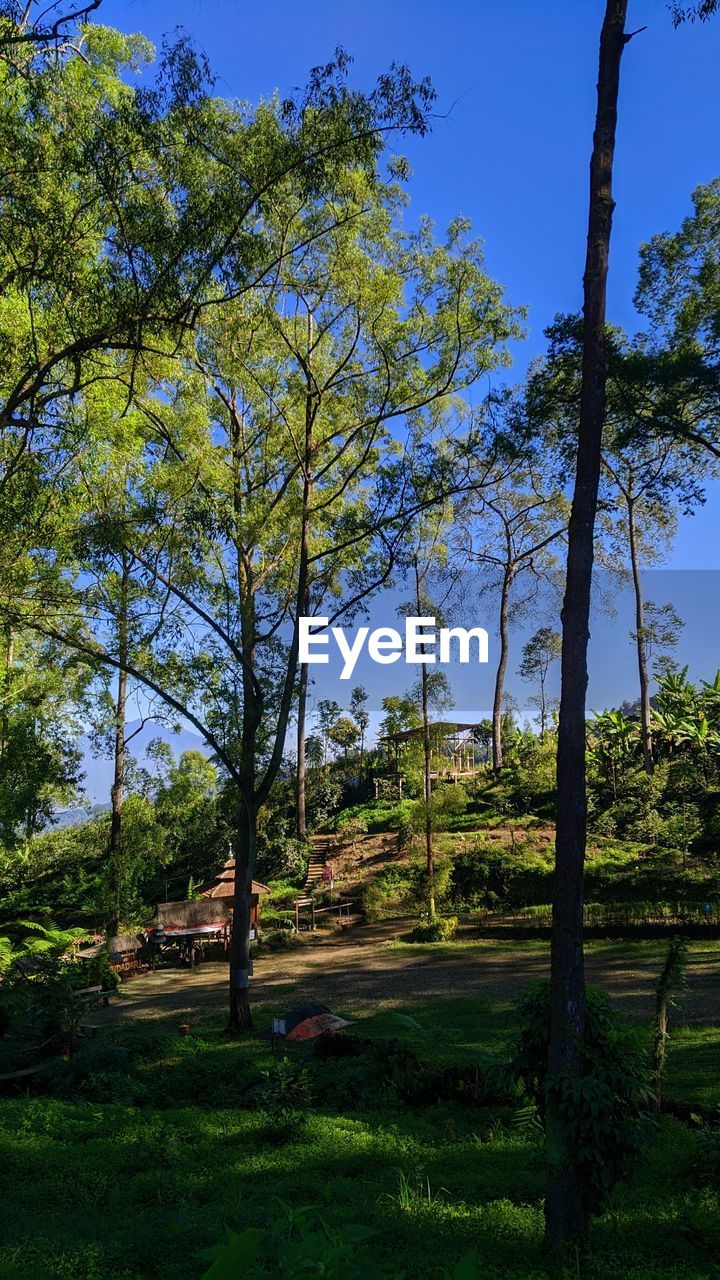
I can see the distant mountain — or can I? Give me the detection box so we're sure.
[51,803,111,830]
[74,719,209,807]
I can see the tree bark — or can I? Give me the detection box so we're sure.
[107,563,129,937]
[0,626,13,760]
[228,799,256,1032]
[492,566,513,772]
[547,0,629,1251]
[296,660,308,839]
[296,310,315,840]
[628,502,654,773]
[415,558,435,916]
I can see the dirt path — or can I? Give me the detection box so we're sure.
[94,920,719,1030]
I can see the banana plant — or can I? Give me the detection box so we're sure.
[674,715,720,788]
[589,709,639,798]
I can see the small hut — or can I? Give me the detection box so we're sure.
[106,932,145,976]
[147,897,231,939]
[201,855,270,940]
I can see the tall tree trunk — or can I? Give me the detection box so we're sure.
[296,309,315,839]
[229,555,260,1034]
[547,0,629,1251]
[227,308,316,1034]
[228,389,262,1033]
[228,797,256,1032]
[296,659,308,839]
[0,625,13,760]
[415,558,435,916]
[628,502,654,773]
[539,671,547,740]
[107,564,129,937]
[492,566,513,772]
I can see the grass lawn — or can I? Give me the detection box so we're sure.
[0,975,718,1280]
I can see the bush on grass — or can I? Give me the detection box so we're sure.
[254,927,300,955]
[512,982,654,1213]
[254,1057,313,1137]
[408,915,458,943]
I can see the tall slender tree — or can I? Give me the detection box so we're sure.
[349,685,370,778]
[528,318,709,775]
[519,627,562,740]
[460,456,567,771]
[547,0,630,1249]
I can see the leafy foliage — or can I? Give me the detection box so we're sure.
[255,1057,314,1133]
[408,915,458,943]
[513,983,654,1212]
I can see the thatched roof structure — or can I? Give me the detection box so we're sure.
[148,899,229,929]
[106,932,144,956]
[144,860,270,940]
[201,854,270,901]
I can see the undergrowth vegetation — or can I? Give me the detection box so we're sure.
[0,991,717,1280]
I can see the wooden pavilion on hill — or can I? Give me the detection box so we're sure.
[145,858,270,964]
[379,721,488,795]
[200,854,270,941]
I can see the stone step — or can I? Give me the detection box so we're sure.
[304,835,335,889]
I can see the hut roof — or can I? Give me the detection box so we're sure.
[148,898,230,929]
[201,855,270,900]
[106,932,144,956]
[381,721,482,745]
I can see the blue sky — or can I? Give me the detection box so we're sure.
[98,0,720,567]
[85,1,720,751]
[295,569,720,724]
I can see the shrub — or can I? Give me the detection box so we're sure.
[512,982,654,1214]
[334,814,368,848]
[408,915,458,943]
[361,863,416,920]
[260,904,296,930]
[450,843,552,910]
[0,924,110,1052]
[254,928,298,954]
[255,1057,313,1134]
[396,811,415,850]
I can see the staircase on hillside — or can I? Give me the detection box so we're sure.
[304,837,333,891]
[296,835,358,931]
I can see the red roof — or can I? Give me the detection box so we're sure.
[201,855,270,900]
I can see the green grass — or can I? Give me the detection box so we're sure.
[664,1025,720,1108]
[382,936,720,961]
[0,986,718,1280]
[356,996,518,1065]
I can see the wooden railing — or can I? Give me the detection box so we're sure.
[294,896,356,931]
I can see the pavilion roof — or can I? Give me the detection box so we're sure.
[382,721,482,744]
[201,854,270,899]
